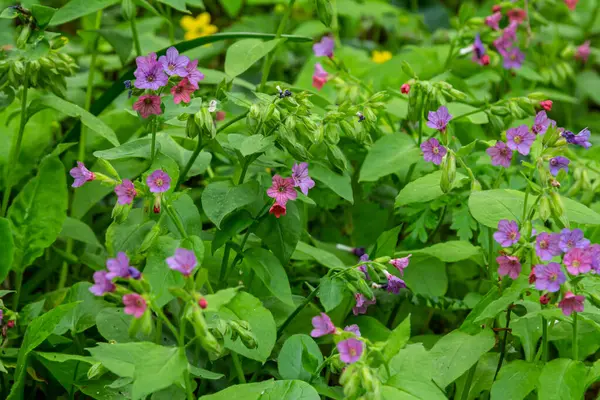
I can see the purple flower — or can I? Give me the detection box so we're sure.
[503,47,525,69]
[134,53,168,90]
[494,22,518,56]
[313,36,334,57]
[559,228,590,253]
[147,170,171,193]
[559,292,585,316]
[389,255,411,276]
[506,125,535,155]
[534,263,566,292]
[352,293,376,315]
[159,47,190,76]
[89,271,116,296]
[310,312,335,337]
[564,248,593,275]
[497,255,521,279]
[267,175,297,206]
[589,244,600,273]
[337,338,364,364]
[535,232,561,261]
[70,161,95,188]
[128,267,141,279]
[564,128,592,149]
[166,248,198,277]
[106,252,132,280]
[420,138,447,165]
[344,324,361,337]
[575,40,590,62]
[532,111,552,135]
[472,34,488,65]
[115,179,137,205]
[312,63,328,90]
[384,271,406,294]
[549,156,569,176]
[426,106,452,132]
[357,254,370,280]
[184,59,205,88]
[291,162,315,195]
[485,12,502,30]
[123,293,147,318]
[486,141,513,168]
[493,220,520,247]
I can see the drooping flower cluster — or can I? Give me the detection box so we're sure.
[483,6,526,69]
[311,36,334,90]
[267,162,315,218]
[310,313,364,364]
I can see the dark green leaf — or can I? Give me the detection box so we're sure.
[255,201,301,266]
[243,248,294,306]
[278,334,323,381]
[51,0,120,25]
[201,180,260,228]
[225,38,284,77]
[0,218,14,283]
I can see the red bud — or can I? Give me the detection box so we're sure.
[481,55,490,66]
[540,100,553,111]
[401,83,410,94]
[540,294,550,305]
[492,5,501,13]
[198,298,208,309]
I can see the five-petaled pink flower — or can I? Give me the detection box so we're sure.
[559,291,584,316]
[123,293,147,318]
[389,255,411,275]
[352,293,376,315]
[171,78,196,104]
[311,312,336,337]
[133,95,162,119]
[147,170,171,193]
[267,175,297,206]
[337,338,364,364]
[115,179,137,205]
[420,138,447,165]
[166,248,198,277]
[497,255,521,279]
[485,12,502,30]
[70,161,95,187]
[89,271,115,296]
[486,141,513,168]
[506,125,535,155]
[563,248,593,275]
[312,63,328,90]
[291,162,315,195]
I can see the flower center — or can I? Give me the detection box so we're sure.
[572,260,580,268]
[147,75,155,82]
[550,273,557,281]
[509,232,517,240]
[433,146,439,154]
[500,148,507,156]
[156,178,163,187]
[144,98,153,105]
[169,64,175,70]
[567,240,574,248]
[349,348,357,356]
[540,240,548,249]
[513,136,522,144]
[551,159,557,166]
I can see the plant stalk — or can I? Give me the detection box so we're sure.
[130,14,142,56]
[231,353,246,383]
[572,312,578,360]
[176,135,203,190]
[493,305,512,380]
[542,316,548,362]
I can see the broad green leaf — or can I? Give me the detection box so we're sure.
[56,282,113,334]
[446,102,488,124]
[490,361,541,400]
[220,0,243,17]
[0,218,14,283]
[225,38,284,77]
[96,308,143,343]
[260,380,320,400]
[255,201,301,266]
[188,365,225,380]
[395,171,467,207]
[203,287,239,312]
[474,278,529,323]
[383,315,411,362]
[105,209,155,255]
[51,0,120,25]
[31,5,56,29]
[243,248,294,306]
[536,359,588,400]
[510,301,542,362]
[359,134,421,182]
[157,0,189,12]
[93,138,152,160]
[346,315,391,342]
[293,241,345,269]
[396,240,481,263]
[310,162,353,203]
[372,225,402,259]
[201,181,260,228]
[240,134,276,157]
[59,217,101,247]
[278,334,323,381]
[144,236,186,307]
[318,276,347,311]
[35,352,94,391]
[454,353,499,400]
[403,256,447,297]
[8,156,67,270]
[93,29,134,65]
[561,196,600,225]
[198,380,275,400]
[165,194,203,239]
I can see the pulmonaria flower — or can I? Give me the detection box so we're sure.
[559,228,590,253]
[89,271,116,296]
[159,47,189,76]
[540,293,551,305]
[171,78,196,104]
[180,12,218,41]
[420,138,447,165]
[494,22,518,56]
[344,324,361,336]
[529,270,536,284]
[549,156,570,176]
[123,294,147,318]
[426,106,452,133]
[497,255,521,279]
[384,271,406,294]
[115,179,137,205]
[565,0,579,11]
[337,338,364,364]
[134,53,168,90]
[311,312,335,337]
[357,254,370,280]
[507,8,526,24]
[70,161,95,187]
[352,293,376,315]
[564,248,593,275]
[269,202,286,218]
[312,63,328,90]
[486,141,513,168]
[372,50,392,64]
[534,263,566,292]
[506,125,535,155]
[575,40,590,62]
[166,248,198,277]
[532,111,552,135]
[133,95,162,119]
[106,252,132,280]
[540,100,553,111]
[485,12,502,30]
[401,83,410,94]
[147,170,171,193]
[184,59,205,88]
[494,220,520,247]
[472,34,490,66]
[389,255,411,275]
[216,111,226,121]
[559,291,584,316]
[267,175,297,205]
[563,128,592,149]
[536,232,561,261]
[313,35,334,57]
[291,162,315,195]
[503,47,525,69]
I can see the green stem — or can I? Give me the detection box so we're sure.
[417,95,427,145]
[218,242,232,284]
[176,134,203,190]
[153,306,179,339]
[166,205,188,239]
[12,270,23,310]
[1,63,29,217]
[167,7,175,44]
[487,226,494,278]
[493,305,512,380]
[277,286,320,336]
[461,364,477,400]
[572,312,578,360]
[430,205,447,239]
[130,14,142,56]
[238,159,250,185]
[183,369,195,400]
[57,240,73,290]
[231,353,246,383]
[218,111,248,133]
[522,170,535,223]
[456,155,476,182]
[542,316,548,362]
[150,118,158,163]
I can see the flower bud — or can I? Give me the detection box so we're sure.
[540,294,550,305]
[548,191,564,217]
[186,115,200,139]
[401,83,410,94]
[401,61,416,78]
[538,196,551,222]
[440,153,456,193]
[540,100,552,111]
[198,297,208,309]
[315,0,334,27]
[188,305,222,354]
[327,143,348,172]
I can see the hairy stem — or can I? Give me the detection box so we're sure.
[572,312,578,360]
[176,134,203,190]
[277,285,320,336]
[493,305,512,380]
[542,316,548,362]
[130,14,142,56]
[231,353,246,383]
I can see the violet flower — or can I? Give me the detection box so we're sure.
[389,255,411,276]
[472,34,489,66]
[559,228,590,253]
[311,312,336,337]
[158,47,190,77]
[493,220,520,247]
[486,141,513,168]
[357,254,370,280]
[89,271,116,296]
[337,338,364,364]
[291,162,315,195]
[352,293,376,315]
[563,128,592,149]
[575,40,590,62]
[549,156,569,176]
[426,106,452,133]
[564,248,593,275]
[106,252,132,280]
[267,175,297,206]
[384,271,406,294]
[497,255,521,279]
[185,59,205,88]
[485,12,502,30]
[533,263,566,292]
[115,179,137,205]
[123,293,147,318]
[532,111,552,135]
[166,248,198,277]
[134,53,168,90]
[559,292,584,316]
[70,161,95,188]
[313,36,334,57]
[344,324,361,337]
[312,63,328,90]
[147,170,171,193]
[133,95,162,119]
[535,232,561,261]
[506,125,535,155]
[503,47,525,69]
[420,138,447,165]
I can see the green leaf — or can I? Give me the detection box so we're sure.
[255,201,301,266]
[225,38,284,77]
[0,218,14,283]
[561,196,600,225]
[310,162,353,203]
[359,134,421,182]
[396,241,481,263]
[446,103,488,124]
[93,138,152,160]
[56,282,113,334]
[157,0,189,12]
[260,380,320,400]
[165,194,203,239]
[220,0,243,17]
[203,287,239,312]
[403,256,447,297]
[96,308,143,343]
[8,302,78,400]
[106,209,155,255]
[201,181,260,229]
[278,334,323,381]
[59,217,101,247]
[490,361,541,400]
[85,29,134,66]
[515,66,546,82]
[198,381,275,400]
[51,0,120,25]
[31,5,57,29]
[371,225,402,259]
[395,171,467,207]
[243,248,294,306]
[536,359,588,400]
[383,315,411,362]
[188,365,224,380]
[319,276,347,311]
[240,134,276,157]
[293,241,345,269]
[510,301,542,362]
[429,329,496,388]
[144,236,186,307]
[474,278,529,323]
[7,156,67,270]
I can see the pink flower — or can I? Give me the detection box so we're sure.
[337,338,364,364]
[146,170,171,193]
[185,59,205,88]
[133,95,162,119]
[486,141,513,168]
[420,138,447,165]
[426,106,452,132]
[506,125,535,155]
[115,179,137,205]
[266,175,297,206]
[269,203,286,218]
[485,12,502,30]
[352,293,375,315]
[565,0,579,10]
[171,78,196,104]
[216,111,226,121]
[540,100,553,111]
[564,248,593,275]
[497,255,521,279]
[166,248,198,277]
[344,324,361,336]
[558,291,584,316]
[89,271,115,296]
[313,36,334,57]
[575,41,590,63]
[312,63,328,90]
[507,8,526,24]
[123,294,147,318]
[401,83,410,94]
[106,252,132,280]
[311,312,335,337]
[493,220,520,247]
[291,162,315,195]
[389,255,411,275]
[70,161,95,188]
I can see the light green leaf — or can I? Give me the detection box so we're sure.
[396,241,481,263]
[490,361,541,400]
[536,359,588,400]
[372,225,402,259]
[240,134,276,157]
[198,380,274,400]
[278,334,323,381]
[260,380,320,400]
[0,218,14,283]
[201,181,260,228]
[395,171,467,207]
[59,217,101,247]
[220,0,243,16]
[225,38,284,77]
[359,134,421,182]
[383,315,411,362]
[293,241,345,269]
[243,248,294,306]
[93,138,151,160]
[447,103,488,124]
[474,278,529,323]
[51,0,120,25]
[310,162,353,203]
[56,282,113,334]
[318,276,347,311]
[403,256,447,297]
[157,0,189,12]
[105,209,155,255]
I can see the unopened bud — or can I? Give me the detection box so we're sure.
[540,294,550,305]
[198,297,208,309]
[401,83,410,94]
[540,100,552,111]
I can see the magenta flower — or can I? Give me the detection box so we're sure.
[503,47,525,69]
[352,293,376,315]
[486,141,513,168]
[472,34,489,66]
[310,312,335,337]
[146,170,171,193]
[559,228,590,253]
[357,254,370,280]
[106,252,131,280]
[564,248,593,275]
[123,294,147,318]
[426,106,452,133]
[563,128,592,149]
[549,156,569,176]
[337,338,364,364]
[497,255,521,279]
[166,248,198,277]
[493,220,520,247]
[507,8,526,24]
[506,125,535,155]
[344,324,361,337]
[291,162,315,195]
[565,0,579,10]
[485,12,502,30]
[389,255,411,275]
[184,59,205,88]
[171,78,196,105]
[312,63,328,90]
[535,232,561,261]
[533,263,566,292]
[267,175,297,206]
[269,202,286,218]
[313,36,334,57]
[133,95,162,119]
[420,138,447,165]
[89,271,116,296]
[70,161,95,188]
[575,40,590,62]
[559,292,585,316]
[384,271,406,294]
[115,179,137,205]
[532,111,552,135]
[134,53,168,90]
[494,22,518,56]
[158,47,189,76]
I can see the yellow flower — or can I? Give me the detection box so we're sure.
[180,12,218,41]
[371,50,392,64]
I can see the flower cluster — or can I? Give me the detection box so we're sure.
[267,162,315,218]
[311,36,334,90]
[311,313,364,364]
[483,6,525,69]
